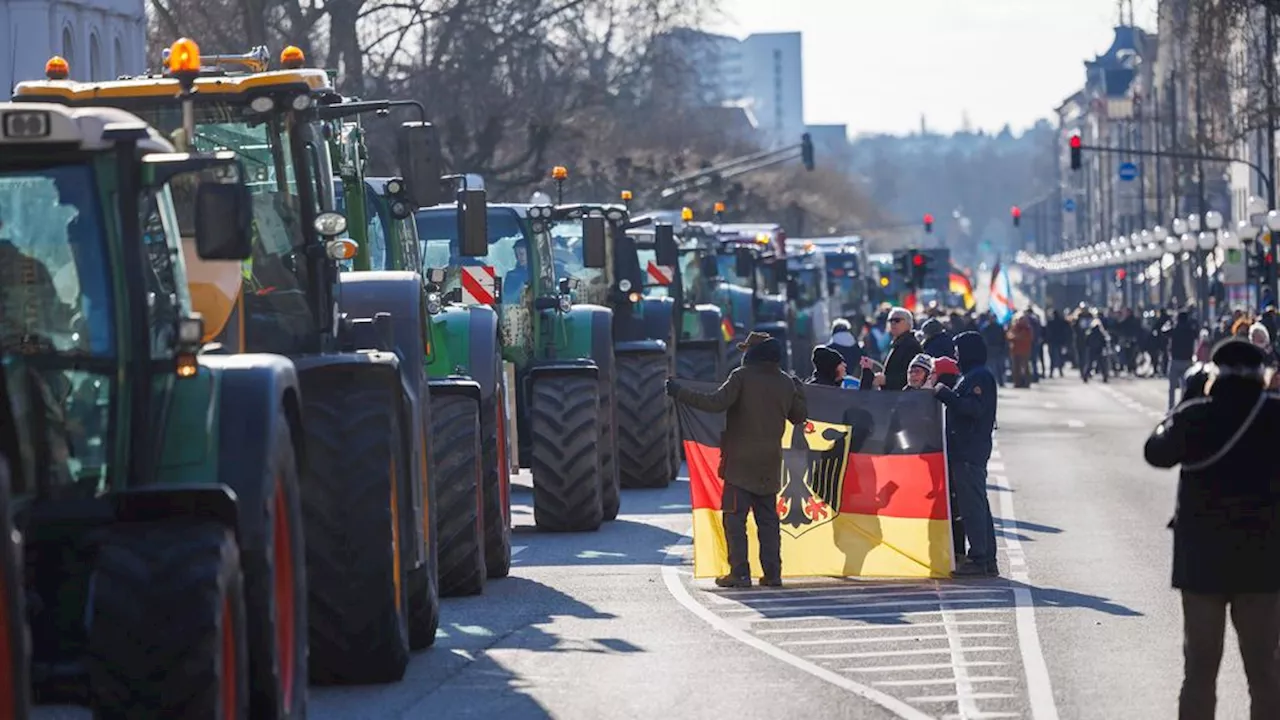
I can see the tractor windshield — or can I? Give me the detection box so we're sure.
[131,100,320,353]
[416,207,529,305]
[0,162,116,494]
[789,265,822,307]
[547,222,606,290]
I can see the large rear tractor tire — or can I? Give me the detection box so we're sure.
[431,393,486,597]
[88,522,249,719]
[530,375,603,532]
[676,347,720,383]
[616,353,674,489]
[600,370,621,521]
[302,384,409,685]
[0,460,29,720]
[408,414,440,651]
[481,372,512,579]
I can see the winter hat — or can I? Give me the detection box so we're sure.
[737,331,772,352]
[1210,337,1265,376]
[812,345,844,375]
[909,353,935,374]
[921,318,946,339]
[932,356,961,378]
[831,318,852,333]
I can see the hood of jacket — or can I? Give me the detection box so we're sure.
[743,337,783,365]
[954,331,988,372]
[830,330,858,346]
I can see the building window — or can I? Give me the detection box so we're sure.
[90,33,101,81]
[62,27,75,71]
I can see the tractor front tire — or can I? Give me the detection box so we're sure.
[616,353,674,489]
[481,375,512,579]
[88,521,249,719]
[676,347,720,383]
[302,384,409,685]
[530,375,603,532]
[600,371,621,521]
[431,393,486,597]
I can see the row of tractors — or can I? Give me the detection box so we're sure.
[0,38,862,719]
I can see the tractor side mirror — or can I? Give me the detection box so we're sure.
[735,248,753,278]
[583,216,607,269]
[397,121,444,209]
[699,254,719,279]
[458,188,488,257]
[654,224,678,266]
[194,182,253,260]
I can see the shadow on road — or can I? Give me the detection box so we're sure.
[311,576,626,719]
[997,517,1063,534]
[512,518,689,567]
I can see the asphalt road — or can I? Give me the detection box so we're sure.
[34,373,1258,719]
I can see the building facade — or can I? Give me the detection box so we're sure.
[2,0,146,96]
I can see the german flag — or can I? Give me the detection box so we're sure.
[679,383,954,579]
[720,317,734,343]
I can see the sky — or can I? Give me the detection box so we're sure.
[706,0,1159,137]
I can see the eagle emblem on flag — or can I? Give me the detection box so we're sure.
[776,418,853,538]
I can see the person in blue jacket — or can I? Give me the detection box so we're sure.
[932,331,999,577]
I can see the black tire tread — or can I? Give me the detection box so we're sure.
[530,375,603,532]
[676,347,719,383]
[481,382,512,578]
[301,382,409,685]
[431,393,486,597]
[600,373,620,521]
[88,522,249,719]
[616,353,674,488]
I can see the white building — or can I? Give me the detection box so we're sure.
[1,0,146,96]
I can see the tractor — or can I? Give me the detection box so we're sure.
[715,224,794,371]
[785,242,833,379]
[14,41,454,685]
[0,100,305,717]
[326,104,507,596]
[801,236,869,323]
[416,197,627,530]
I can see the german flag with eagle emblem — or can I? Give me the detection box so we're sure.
[678,383,955,579]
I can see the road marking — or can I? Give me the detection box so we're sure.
[992,447,1061,720]
[809,647,1008,660]
[942,606,981,718]
[1043,402,1058,409]
[875,676,1014,687]
[1065,419,1085,428]
[661,534,932,720]
[846,661,1008,673]
[754,607,1009,631]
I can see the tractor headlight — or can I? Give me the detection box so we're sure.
[558,295,572,313]
[426,292,442,315]
[385,178,404,195]
[618,279,632,292]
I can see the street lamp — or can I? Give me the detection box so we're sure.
[1197,231,1216,251]
[1173,217,1189,235]
[1205,210,1224,231]
[1181,233,1197,252]
[1188,213,1202,233]
[1221,229,1240,250]
[1250,195,1269,218]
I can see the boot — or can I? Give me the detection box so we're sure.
[715,574,752,588]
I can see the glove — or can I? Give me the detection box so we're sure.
[665,378,682,398]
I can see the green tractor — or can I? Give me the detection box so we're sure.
[15,43,449,684]
[714,225,794,371]
[324,106,507,596]
[785,242,832,380]
[0,100,306,717]
[416,199,626,530]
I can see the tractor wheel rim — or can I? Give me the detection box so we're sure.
[273,478,297,708]
[222,597,237,720]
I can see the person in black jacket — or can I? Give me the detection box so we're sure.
[932,332,999,577]
[920,317,955,359]
[859,306,921,391]
[807,345,846,387]
[1164,310,1199,409]
[1144,339,1280,720]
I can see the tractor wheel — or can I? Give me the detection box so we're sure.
[0,460,28,720]
[530,374,603,532]
[599,370,620,521]
[481,371,512,579]
[408,401,440,651]
[302,384,409,685]
[88,521,249,719]
[616,353,674,489]
[676,347,720,383]
[238,411,307,718]
[431,393,486,597]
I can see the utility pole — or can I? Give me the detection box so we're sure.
[1266,1,1278,301]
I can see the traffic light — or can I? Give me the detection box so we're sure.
[923,213,934,233]
[912,251,928,288]
[1115,268,1126,286]
[1011,206,1021,227]
[1070,135,1082,171]
[894,251,914,288]
[801,133,815,171]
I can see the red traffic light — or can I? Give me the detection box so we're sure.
[1011,206,1021,219]
[1070,135,1082,149]
[912,253,925,267]
[923,213,934,224]
[1115,268,1126,281]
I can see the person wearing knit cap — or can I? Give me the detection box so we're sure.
[1145,337,1280,718]
[931,356,962,389]
[808,345,846,387]
[920,317,955,359]
[906,353,934,389]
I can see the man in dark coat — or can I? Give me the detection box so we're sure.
[860,306,921,391]
[807,345,846,387]
[932,331,999,577]
[1163,309,1199,409]
[1144,339,1280,720]
[667,332,808,588]
[920,317,955,359]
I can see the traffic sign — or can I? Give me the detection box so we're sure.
[1063,198,1076,213]
[1118,162,1138,181]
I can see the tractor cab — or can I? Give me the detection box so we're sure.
[800,236,868,320]
[716,224,794,369]
[784,241,832,378]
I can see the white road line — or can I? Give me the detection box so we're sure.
[844,661,1008,673]
[992,452,1060,720]
[808,647,1008,660]
[754,608,1011,631]
[728,587,1008,606]
[875,677,1014,687]
[942,606,982,718]
[748,599,1009,620]
[910,693,1017,703]
[1065,419,1086,428]
[661,533,933,720]
[780,633,1005,647]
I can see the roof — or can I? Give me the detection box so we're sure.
[13,68,333,102]
[0,102,174,153]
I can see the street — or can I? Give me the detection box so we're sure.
[306,376,1252,718]
[28,376,1252,719]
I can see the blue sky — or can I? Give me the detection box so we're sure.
[707,0,1158,137]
